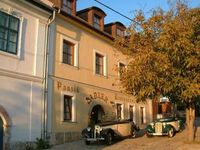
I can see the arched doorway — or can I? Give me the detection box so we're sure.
[90,105,105,125]
[0,117,3,150]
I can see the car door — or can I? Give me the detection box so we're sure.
[117,122,132,137]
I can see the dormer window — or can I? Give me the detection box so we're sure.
[116,28,124,37]
[93,14,101,29]
[77,7,106,31]
[62,0,73,14]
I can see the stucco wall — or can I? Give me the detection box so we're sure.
[0,0,50,149]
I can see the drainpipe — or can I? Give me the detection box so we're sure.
[43,7,60,140]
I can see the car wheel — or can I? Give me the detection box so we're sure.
[131,129,136,138]
[146,132,152,138]
[168,127,174,138]
[106,132,113,145]
[85,140,90,145]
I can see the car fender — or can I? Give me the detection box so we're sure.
[145,124,155,133]
[163,124,174,133]
[101,128,115,137]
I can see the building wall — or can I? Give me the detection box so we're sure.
[0,0,51,149]
[48,15,153,144]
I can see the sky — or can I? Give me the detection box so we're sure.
[77,0,200,26]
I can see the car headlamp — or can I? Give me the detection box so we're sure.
[87,127,91,132]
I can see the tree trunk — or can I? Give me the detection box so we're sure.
[186,103,195,142]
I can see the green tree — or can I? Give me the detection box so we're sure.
[115,2,200,142]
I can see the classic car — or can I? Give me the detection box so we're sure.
[82,120,139,145]
[145,116,184,138]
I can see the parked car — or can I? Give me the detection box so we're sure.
[145,116,184,138]
[82,120,140,145]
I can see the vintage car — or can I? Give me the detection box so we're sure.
[82,120,139,145]
[145,117,184,138]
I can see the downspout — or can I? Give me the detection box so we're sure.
[43,7,60,140]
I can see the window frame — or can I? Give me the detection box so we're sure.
[62,40,74,66]
[115,102,124,120]
[118,62,126,79]
[118,61,127,79]
[93,50,107,77]
[140,106,146,124]
[61,92,76,122]
[60,35,79,67]
[128,104,136,122]
[95,53,104,75]
[93,14,101,29]
[116,28,124,37]
[0,9,23,58]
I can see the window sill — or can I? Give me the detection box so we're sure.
[94,73,108,79]
[0,50,20,59]
[60,121,77,125]
[60,63,79,70]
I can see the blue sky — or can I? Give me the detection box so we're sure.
[77,0,200,26]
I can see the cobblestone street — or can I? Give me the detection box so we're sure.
[49,118,200,150]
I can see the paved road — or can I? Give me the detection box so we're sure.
[49,118,200,150]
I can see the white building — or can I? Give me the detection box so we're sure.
[0,0,53,149]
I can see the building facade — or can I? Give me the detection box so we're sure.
[0,0,53,149]
[47,0,153,145]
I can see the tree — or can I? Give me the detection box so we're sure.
[114,2,200,142]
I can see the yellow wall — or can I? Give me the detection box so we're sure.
[54,17,126,91]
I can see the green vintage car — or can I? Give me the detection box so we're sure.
[145,117,184,138]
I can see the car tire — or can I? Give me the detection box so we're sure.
[168,127,174,138]
[131,128,136,138]
[106,132,113,145]
[85,140,90,145]
[146,132,152,138]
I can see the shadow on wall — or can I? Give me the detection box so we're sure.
[0,76,44,146]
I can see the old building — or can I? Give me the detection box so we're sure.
[47,0,153,145]
[0,0,53,149]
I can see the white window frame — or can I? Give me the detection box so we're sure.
[128,103,136,122]
[60,91,76,122]
[93,49,107,76]
[60,34,79,67]
[0,8,23,58]
[115,101,124,120]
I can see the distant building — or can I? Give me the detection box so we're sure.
[0,0,53,149]
[47,0,153,145]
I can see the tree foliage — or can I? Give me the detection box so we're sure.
[114,2,200,141]
[115,4,200,102]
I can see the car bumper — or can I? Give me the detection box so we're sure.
[85,137,105,141]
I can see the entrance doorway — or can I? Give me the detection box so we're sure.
[0,117,3,150]
[90,105,105,125]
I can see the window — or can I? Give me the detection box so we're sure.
[116,103,123,120]
[95,53,104,75]
[62,0,73,14]
[63,40,74,65]
[116,28,124,37]
[63,95,72,121]
[119,62,126,79]
[93,14,101,29]
[0,11,20,55]
[140,107,146,124]
[129,105,134,121]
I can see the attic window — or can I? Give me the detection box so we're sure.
[93,14,101,29]
[62,0,73,14]
[116,28,124,37]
